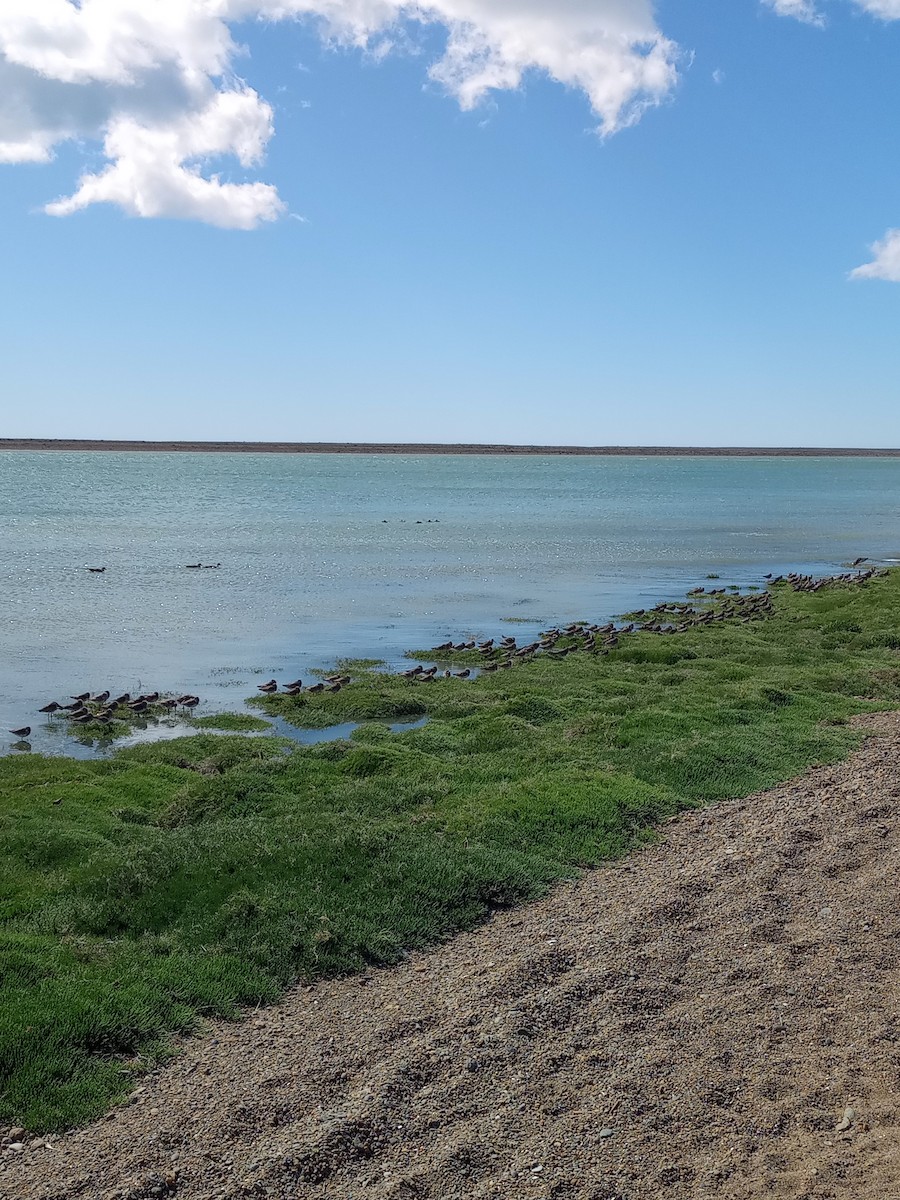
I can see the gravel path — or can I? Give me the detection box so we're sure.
[5,712,900,1200]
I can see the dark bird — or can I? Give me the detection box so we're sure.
[91,690,110,703]
[71,692,90,702]
[203,563,221,568]
[62,701,84,711]
[482,662,499,672]
[112,693,131,705]
[283,679,302,690]
[257,680,278,693]
[71,714,93,724]
[142,692,160,703]
[87,566,106,573]
[39,702,61,714]
[128,700,149,713]
[282,686,302,696]
[306,683,324,694]
[325,682,342,693]
[9,726,30,738]
[182,697,199,712]
[454,669,471,679]
[851,557,868,567]
[763,573,773,580]
[185,562,202,569]
[159,698,178,710]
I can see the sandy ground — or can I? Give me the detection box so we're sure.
[4,712,900,1200]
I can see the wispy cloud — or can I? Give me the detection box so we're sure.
[762,0,826,26]
[850,229,900,281]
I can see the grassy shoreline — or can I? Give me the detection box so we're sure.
[4,569,900,1131]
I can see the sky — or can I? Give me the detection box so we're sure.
[1,0,899,446]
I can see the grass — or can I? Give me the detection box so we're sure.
[4,570,900,1131]
[192,713,271,732]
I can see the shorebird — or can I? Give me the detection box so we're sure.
[435,641,454,651]
[91,690,110,703]
[159,699,178,710]
[306,683,324,693]
[87,566,106,573]
[851,557,868,567]
[185,562,202,569]
[71,714,93,724]
[325,682,342,693]
[257,680,278,693]
[182,697,199,712]
[283,679,302,690]
[142,692,160,703]
[453,669,471,679]
[9,726,30,738]
[482,662,499,672]
[128,700,149,713]
[71,692,90,702]
[112,693,130,705]
[39,702,61,714]
[283,686,302,696]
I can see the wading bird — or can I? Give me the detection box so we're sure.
[9,726,30,738]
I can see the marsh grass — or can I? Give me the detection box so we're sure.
[4,572,900,1130]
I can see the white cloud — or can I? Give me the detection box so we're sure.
[762,0,826,25]
[850,230,900,282]
[0,0,680,227]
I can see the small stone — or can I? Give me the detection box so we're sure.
[835,1106,856,1132]
[598,1128,615,1139]
[8,1142,24,1152]
[7,1128,25,1139]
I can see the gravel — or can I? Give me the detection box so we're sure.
[4,711,900,1200]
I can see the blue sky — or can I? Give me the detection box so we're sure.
[1,0,899,446]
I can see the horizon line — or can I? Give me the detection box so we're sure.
[2,439,900,457]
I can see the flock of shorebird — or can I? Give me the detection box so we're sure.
[256,674,352,696]
[8,691,202,742]
[9,566,886,741]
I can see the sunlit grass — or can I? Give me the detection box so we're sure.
[3,570,900,1130]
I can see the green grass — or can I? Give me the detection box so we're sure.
[4,570,900,1131]
[192,713,272,732]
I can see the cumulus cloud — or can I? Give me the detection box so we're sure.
[0,0,680,227]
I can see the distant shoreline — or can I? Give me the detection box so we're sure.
[2,439,900,457]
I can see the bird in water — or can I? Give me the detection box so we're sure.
[87,567,106,573]
[9,726,30,738]
[257,680,278,694]
[71,692,90,702]
[39,702,61,714]
[185,562,202,569]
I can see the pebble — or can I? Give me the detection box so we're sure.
[598,1128,616,1139]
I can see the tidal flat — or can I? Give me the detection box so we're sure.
[3,569,900,1131]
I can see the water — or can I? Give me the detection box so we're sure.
[2,451,899,756]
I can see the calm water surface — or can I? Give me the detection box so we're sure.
[2,452,899,755]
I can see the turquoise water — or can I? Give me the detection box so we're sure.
[2,451,899,755]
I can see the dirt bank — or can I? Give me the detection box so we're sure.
[4,712,900,1200]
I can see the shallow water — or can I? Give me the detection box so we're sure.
[2,451,898,756]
